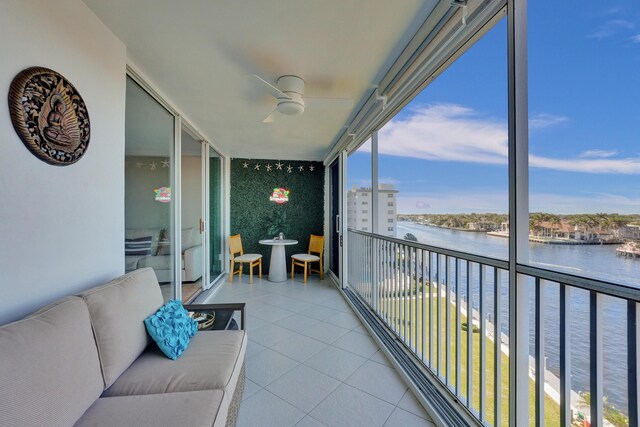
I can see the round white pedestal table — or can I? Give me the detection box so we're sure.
[258,239,298,282]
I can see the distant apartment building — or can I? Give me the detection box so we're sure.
[347,184,398,237]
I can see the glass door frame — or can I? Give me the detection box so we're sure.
[127,66,228,301]
[202,141,225,290]
[326,151,347,288]
[181,122,226,293]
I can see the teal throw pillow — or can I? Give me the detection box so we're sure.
[144,299,198,360]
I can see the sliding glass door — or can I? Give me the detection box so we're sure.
[329,156,342,282]
[180,129,205,300]
[124,76,176,302]
[208,149,224,286]
[125,73,226,301]
[181,131,225,297]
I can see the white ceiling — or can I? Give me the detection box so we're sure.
[84,0,437,160]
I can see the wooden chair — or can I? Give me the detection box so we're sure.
[291,235,324,284]
[228,234,262,284]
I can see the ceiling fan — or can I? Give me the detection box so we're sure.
[251,74,353,123]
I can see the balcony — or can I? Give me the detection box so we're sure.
[210,275,435,426]
[3,1,639,426]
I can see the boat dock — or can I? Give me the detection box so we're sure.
[617,242,640,258]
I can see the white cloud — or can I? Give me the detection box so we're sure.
[378,103,640,174]
[379,104,508,165]
[587,19,635,40]
[529,113,568,129]
[529,155,640,174]
[579,149,619,158]
[632,34,640,43]
[396,190,640,214]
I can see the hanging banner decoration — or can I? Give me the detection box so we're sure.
[154,186,171,203]
[269,187,290,204]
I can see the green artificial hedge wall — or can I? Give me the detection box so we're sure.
[230,158,324,273]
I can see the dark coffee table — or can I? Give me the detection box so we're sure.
[185,303,246,331]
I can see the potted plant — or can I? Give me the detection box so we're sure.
[266,210,288,239]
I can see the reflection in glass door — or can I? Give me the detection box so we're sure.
[208,149,224,285]
[124,76,176,302]
[180,130,205,301]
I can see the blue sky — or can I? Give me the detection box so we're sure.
[348,2,640,214]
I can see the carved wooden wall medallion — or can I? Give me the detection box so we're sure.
[8,67,90,166]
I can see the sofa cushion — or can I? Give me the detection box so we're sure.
[138,254,184,270]
[125,255,145,271]
[144,300,198,360]
[79,268,164,388]
[125,236,153,256]
[104,330,247,397]
[0,297,104,427]
[125,228,164,256]
[75,390,224,427]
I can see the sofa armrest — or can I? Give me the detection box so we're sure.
[184,303,246,330]
[182,244,203,282]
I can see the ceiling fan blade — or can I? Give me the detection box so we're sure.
[251,75,290,100]
[304,97,354,110]
[262,108,280,123]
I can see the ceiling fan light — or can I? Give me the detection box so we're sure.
[278,100,305,115]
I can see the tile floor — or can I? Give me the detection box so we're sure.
[207,275,435,427]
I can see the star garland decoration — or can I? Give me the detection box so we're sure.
[235,160,319,174]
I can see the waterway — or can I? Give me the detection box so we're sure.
[397,221,640,414]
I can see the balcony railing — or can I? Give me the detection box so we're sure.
[347,229,640,427]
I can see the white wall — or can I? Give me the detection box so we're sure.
[0,0,126,324]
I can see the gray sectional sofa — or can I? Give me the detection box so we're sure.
[0,268,246,427]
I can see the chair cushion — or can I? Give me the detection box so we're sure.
[79,268,164,389]
[104,330,247,397]
[292,253,320,262]
[144,300,198,360]
[0,297,104,427]
[75,390,224,427]
[235,253,262,262]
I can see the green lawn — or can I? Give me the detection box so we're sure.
[375,289,561,427]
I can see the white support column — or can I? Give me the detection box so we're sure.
[508,0,530,425]
[371,131,379,308]
[371,131,379,235]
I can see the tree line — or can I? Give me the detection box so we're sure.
[399,212,640,231]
